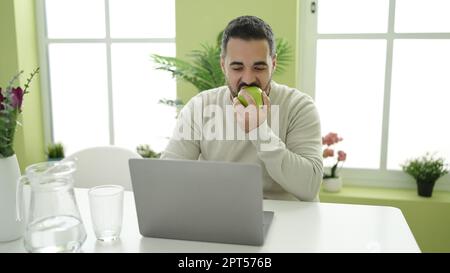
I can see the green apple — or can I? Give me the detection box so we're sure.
[238,86,263,107]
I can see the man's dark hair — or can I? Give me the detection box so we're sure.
[221,15,276,58]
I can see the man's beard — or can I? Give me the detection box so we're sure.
[227,77,273,100]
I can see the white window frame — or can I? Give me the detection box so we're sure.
[299,0,450,191]
[35,0,176,150]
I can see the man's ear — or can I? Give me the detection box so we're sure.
[220,57,226,74]
[272,54,277,72]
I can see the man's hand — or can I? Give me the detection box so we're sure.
[233,89,271,133]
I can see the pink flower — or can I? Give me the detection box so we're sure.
[11,87,24,110]
[1,68,39,158]
[322,132,347,178]
[0,87,25,111]
[0,88,4,111]
[322,132,343,146]
[323,148,334,158]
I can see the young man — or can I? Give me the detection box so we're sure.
[161,15,323,201]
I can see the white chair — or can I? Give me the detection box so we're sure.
[62,146,142,191]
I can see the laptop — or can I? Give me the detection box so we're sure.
[128,158,274,246]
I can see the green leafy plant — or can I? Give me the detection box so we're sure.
[136,144,161,158]
[1,68,39,158]
[46,142,65,160]
[151,31,292,107]
[401,152,448,183]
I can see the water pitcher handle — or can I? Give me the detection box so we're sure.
[16,176,28,221]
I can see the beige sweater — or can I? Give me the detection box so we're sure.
[161,81,323,201]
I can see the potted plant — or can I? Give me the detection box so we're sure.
[0,68,39,241]
[322,132,347,192]
[46,142,65,161]
[136,144,161,159]
[151,31,292,108]
[401,153,448,197]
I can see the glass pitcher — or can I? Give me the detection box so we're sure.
[16,160,87,253]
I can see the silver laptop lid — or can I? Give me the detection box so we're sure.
[129,158,265,246]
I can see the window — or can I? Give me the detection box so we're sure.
[36,0,176,155]
[299,0,450,189]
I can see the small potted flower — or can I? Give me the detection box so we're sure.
[136,144,161,158]
[401,153,448,197]
[322,132,347,192]
[46,142,65,161]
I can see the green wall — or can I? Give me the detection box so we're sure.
[175,0,299,103]
[0,0,19,98]
[0,0,45,170]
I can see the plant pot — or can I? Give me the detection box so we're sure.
[322,177,342,193]
[0,154,25,242]
[416,180,436,197]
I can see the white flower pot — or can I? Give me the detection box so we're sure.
[322,177,343,193]
[0,155,25,242]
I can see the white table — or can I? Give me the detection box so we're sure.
[0,188,420,253]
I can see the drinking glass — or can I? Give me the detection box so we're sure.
[88,185,124,242]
